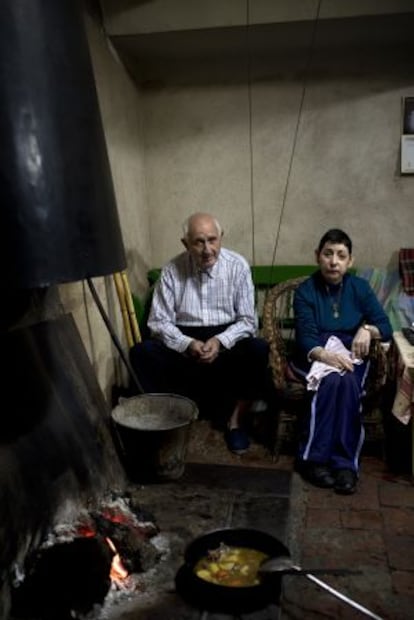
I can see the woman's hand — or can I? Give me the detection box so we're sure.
[351,326,371,359]
[320,350,355,372]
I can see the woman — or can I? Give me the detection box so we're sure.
[292,229,392,494]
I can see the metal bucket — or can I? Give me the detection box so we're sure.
[111,393,198,482]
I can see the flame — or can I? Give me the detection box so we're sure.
[106,537,129,581]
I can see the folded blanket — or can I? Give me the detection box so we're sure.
[399,248,414,296]
[392,364,413,424]
[357,267,414,330]
[306,335,362,391]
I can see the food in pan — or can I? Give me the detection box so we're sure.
[194,543,269,587]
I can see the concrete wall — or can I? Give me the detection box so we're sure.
[102,0,414,34]
[57,4,414,401]
[144,65,413,269]
[100,1,414,270]
[139,30,413,270]
[59,10,151,399]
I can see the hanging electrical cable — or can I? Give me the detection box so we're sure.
[268,0,322,279]
[245,0,256,266]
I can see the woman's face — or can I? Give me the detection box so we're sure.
[316,242,353,285]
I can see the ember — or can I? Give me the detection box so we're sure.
[10,495,161,619]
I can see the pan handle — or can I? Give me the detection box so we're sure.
[304,572,384,620]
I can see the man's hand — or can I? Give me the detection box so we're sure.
[187,339,206,359]
[187,337,221,363]
[199,337,221,363]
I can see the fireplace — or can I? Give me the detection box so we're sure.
[0,1,132,616]
[0,305,130,619]
[0,4,295,618]
[8,485,161,620]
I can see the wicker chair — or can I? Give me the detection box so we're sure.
[262,277,389,460]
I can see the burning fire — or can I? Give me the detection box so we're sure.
[106,537,129,582]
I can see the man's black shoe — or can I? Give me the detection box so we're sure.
[334,469,357,495]
[302,464,335,489]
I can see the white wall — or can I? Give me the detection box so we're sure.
[58,5,414,400]
[59,11,151,399]
[141,48,413,270]
[102,0,414,34]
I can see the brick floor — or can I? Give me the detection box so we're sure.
[340,509,383,530]
[379,481,414,507]
[386,534,414,570]
[185,421,414,619]
[382,506,414,536]
[391,569,414,596]
[306,507,342,528]
[283,454,414,619]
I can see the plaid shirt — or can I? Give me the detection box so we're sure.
[399,248,414,296]
[148,248,258,352]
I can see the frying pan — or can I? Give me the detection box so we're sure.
[174,527,289,614]
[175,528,383,619]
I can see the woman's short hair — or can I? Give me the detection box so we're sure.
[317,229,352,254]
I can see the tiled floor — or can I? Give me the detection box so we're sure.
[186,419,414,620]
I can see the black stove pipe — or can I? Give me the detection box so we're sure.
[0,0,126,291]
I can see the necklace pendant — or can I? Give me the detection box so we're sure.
[326,284,342,319]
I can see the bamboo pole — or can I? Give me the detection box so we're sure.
[121,270,142,344]
[113,272,134,349]
[88,278,144,394]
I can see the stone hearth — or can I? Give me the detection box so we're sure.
[97,462,291,620]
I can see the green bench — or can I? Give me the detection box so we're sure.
[133,265,319,335]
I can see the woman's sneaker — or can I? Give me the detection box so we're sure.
[334,469,357,494]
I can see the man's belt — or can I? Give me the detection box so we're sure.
[177,323,233,341]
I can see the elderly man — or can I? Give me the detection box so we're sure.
[130,212,269,454]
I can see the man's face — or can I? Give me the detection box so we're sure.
[316,242,353,284]
[183,216,222,270]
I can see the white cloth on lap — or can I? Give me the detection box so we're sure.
[306,335,362,392]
